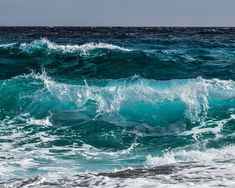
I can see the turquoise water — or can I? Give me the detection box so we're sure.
[0,27,235,187]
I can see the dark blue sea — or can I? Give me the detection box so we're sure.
[0,27,235,187]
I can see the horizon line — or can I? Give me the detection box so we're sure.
[0,25,235,28]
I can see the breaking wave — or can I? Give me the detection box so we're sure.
[1,71,234,135]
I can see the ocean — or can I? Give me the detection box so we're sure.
[0,27,234,187]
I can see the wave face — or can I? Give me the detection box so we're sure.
[0,27,235,187]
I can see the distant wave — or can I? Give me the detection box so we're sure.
[0,38,234,81]
[0,38,132,57]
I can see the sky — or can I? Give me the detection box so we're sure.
[0,0,235,26]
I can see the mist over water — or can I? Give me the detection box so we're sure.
[0,27,235,187]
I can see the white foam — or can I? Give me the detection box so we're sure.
[4,163,235,188]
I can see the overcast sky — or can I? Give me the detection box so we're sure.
[0,0,235,26]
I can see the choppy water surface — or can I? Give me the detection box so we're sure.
[0,27,235,187]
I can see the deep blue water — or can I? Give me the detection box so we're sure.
[0,27,235,187]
